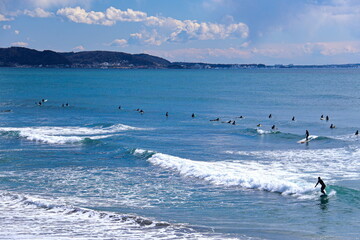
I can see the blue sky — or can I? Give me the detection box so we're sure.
[1,0,360,64]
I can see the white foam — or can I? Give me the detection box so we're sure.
[145,151,314,196]
[256,129,270,135]
[256,129,278,135]
[226,147,360,181]
[331,133,360,142]
[0,124,145,144]
[0,190,242,240]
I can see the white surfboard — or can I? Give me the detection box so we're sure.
[297,135,318,143]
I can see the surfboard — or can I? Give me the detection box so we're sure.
[297,135,318,143]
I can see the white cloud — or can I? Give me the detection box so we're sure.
[106,7,147,22]
[143,16,249,42]
[0,14,11,21]
[73,45,85,51]
[14,30,19,34]
[57,6,115,26]
[11,41,28,47]
[2,24,11,30]
[56,6,249,46]
[110,39,128,47]
[24,8,53,18]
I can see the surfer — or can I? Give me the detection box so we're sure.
[192,113,195,118]
[166,112,169,117]
[139,109,144,114]
[355,130,359,136]
[326,116,329,121]
[257,124,262,127]
[315,177,327,195]
[271,125,276,130]
[330,124,336,129]
[292,116,295,121]
[269,114,272,118]
[232,121,236,125]
[320,114,324,120]
[210,118,219,121]
[306,130,309,140]
[118,105,121,110]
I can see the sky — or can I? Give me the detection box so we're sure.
[1,0,360,64]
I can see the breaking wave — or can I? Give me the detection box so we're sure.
[132,149,319,196]
[0,124,145,144]
[0,190,241,240]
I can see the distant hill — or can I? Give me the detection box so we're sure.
[0,47,171,68]
[60,51,170,68]
[0,47,70,66]
[2,46,358,69]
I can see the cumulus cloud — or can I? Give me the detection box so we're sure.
[11,41,28,47]
[24,8,53,17]
[2,24,11,30]
[57,6,249,46]
[146,17,249,43]
[57,6,115,26]
[73,45,85,51]
[106,7,147,22]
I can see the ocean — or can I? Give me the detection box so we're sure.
[0,67,359,240]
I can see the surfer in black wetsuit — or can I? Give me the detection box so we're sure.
[315,177,326,194]
[192,113,195,118]
[269,114,272,118]
[166,112,169,117]
[292,116,295,121]
[271,125,276,130]
[305,130,309,140]
[210,118,219,121]
[355,130,359,136]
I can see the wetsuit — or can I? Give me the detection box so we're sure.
[315,178,326,194]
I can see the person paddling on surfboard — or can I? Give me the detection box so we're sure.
[305,130,309,140]
[315,177,326,195]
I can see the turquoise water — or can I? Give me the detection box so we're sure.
[0,68,360,239]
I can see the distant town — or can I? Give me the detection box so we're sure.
[1,47,360,69]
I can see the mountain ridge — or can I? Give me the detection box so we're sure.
[1,47,360,69]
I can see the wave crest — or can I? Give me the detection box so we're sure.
[0,124,145,144]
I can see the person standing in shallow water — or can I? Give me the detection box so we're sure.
[315,177,326,194]
[305,130,309,140]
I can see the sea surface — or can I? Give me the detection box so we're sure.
[0,67,360,240]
